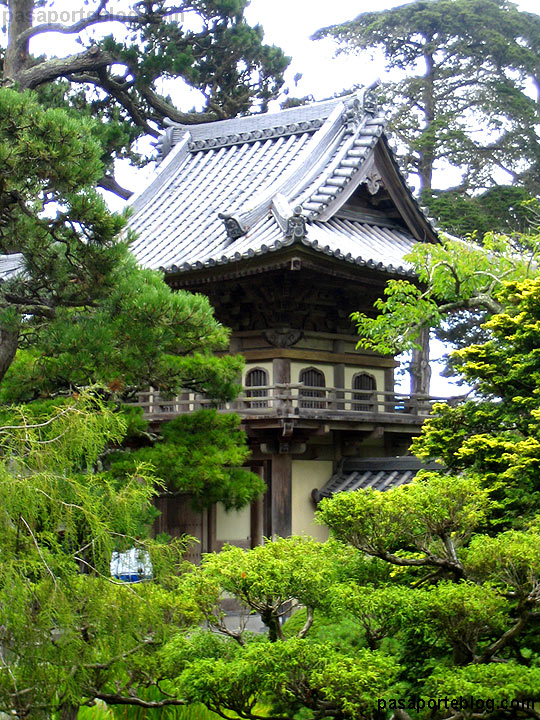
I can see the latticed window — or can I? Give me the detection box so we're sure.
[299,368,326,409]
[352,373,376,411]
[245,368,269,408]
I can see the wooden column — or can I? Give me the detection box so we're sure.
[273,357,291,384]
[273,357,291,414]
[384,367,395,413]
[250,467,264,548]
[333,363,345,410]
[271,453,292,539]
[207,504,217,553]
[333,340,345,410]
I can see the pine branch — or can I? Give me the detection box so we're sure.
[91,691,186,708]
[15,46,121,90]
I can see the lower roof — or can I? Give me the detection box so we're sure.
[313,456,441,500]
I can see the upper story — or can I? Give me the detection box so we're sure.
[127,90,438,432]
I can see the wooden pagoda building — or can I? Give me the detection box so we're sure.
[127,90,438,560]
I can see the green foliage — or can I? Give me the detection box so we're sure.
[318,472,492,558]
[161,630,399,720]
[315,0,540,231]
[0,73,264,720]
[411,278,540,525]
[424,186,534,237]
[0,391,192,717]
[352,233,540,355]
[0,87,125,325]
[5,253,243,401]
[109,410,264,510]
[0,89,245,401]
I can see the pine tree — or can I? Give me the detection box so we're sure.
[1,0,290,198]
[315,0,540,235]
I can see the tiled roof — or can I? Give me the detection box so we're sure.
[128,90,434,276]
[313,456,441,501]
[0,254,23,282]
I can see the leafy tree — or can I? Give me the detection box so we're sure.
[1,0,290,198]
[0,86,244,399]
[0,391,193,720]
[351,231,540,358]
[314,0,540,234]
[109,410,265,510]
[0,83,264,720]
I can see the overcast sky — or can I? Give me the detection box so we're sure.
[245,0,540,100]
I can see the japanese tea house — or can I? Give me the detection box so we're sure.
[128,90,438,561]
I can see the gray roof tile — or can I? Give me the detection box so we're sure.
[314,457,441,501]
[128,90,432,276]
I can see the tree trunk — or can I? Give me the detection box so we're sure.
[0,323,20,383]
[3,0,34,82]
[410,326,431,398]
[419,50,436,193]
[59,703,79,720]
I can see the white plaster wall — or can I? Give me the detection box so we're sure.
[216,503,251,542]
[292,460,331,542]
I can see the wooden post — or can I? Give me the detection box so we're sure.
[384,367,395,413]
[333,363,345,410]
[250,466,264,548]
[207,504,217,553]
[250,486,265,551]
[271,453,292,538]
[273,357,291,415]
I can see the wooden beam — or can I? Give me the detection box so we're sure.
[243,348,397,368]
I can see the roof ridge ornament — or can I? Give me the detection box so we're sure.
[362,79,381,116]
[218,213,247,243]
[341,96,362,135]
[285,206,307,241]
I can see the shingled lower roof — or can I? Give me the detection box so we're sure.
[128,90,436,276]
[313,456,441,502]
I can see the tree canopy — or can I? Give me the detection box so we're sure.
[351,230,540,357]
[1,0,290,198]
[314,0,540,235]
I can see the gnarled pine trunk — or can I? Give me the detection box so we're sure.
[3,0,34,82]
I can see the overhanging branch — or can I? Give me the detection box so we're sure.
[15,46,121,90]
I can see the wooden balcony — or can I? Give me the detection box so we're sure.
[127,384,444,426]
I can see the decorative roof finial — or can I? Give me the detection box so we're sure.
[218,213,247,242]
[341,96,362,135]
[286,206,307,240]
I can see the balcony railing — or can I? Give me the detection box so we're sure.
[127,384,444,420]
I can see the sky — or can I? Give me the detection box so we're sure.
[20,0,540,395]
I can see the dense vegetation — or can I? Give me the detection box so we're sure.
[315,0,540,236]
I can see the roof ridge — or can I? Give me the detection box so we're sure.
[156,89,380,156]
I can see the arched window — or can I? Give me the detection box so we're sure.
[245,368,269,408]
[299,367,326,409]
[352,373,376,412]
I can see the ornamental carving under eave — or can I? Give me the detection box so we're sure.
[365,171,384,195]
[263,328,304,348]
